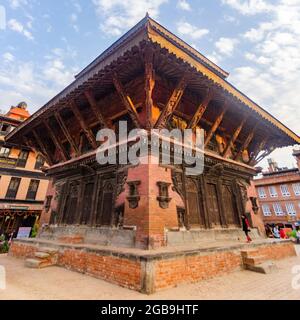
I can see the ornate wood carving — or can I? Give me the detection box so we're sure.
[100,179,115,226]
[84,90,110,128]
[112,72,142,129]
[54,111,79,156]
[187,89,212,129]
[171,169,185,201]
[115,169,128,197]
[144,48,155,130]
[176,206,186,229]
[126,180,141,209]
[155,73,189,129]
[250,197,259,214]
[223,116,248,158]
[248,135,269,165]
[157,181,172,209]
[234,178,249,216]
[204,102,229,147]
[32,128,54,166]
[185,177,203,227]
[207,163,224,176]
[255,146,275,164]
[234,122,258,160]
[43,120,68,162]
[69,100,97,150]
[23,135,48,165]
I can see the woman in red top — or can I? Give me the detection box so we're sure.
[241,214,252,243]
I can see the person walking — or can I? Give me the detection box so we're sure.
[241,214,252,243]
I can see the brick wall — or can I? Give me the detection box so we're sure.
[153,242,296,291]
[58,250,142,291]
[124,159,183,249]
[9,240,296,294]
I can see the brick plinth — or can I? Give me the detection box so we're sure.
[9,239,296,294]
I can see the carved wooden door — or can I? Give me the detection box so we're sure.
[206,183,222,226]
[186,178,204,227]
[80,182,94,225]
[221,184,240,226]
[96,180,114,226]
[65,183,80,224]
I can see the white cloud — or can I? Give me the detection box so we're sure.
[177,21,209,40]
[2,52,15,62]
[7,19,34,40]
[222,0,300,168]
[0,48,78,114]
[9,0,28,9]
[92,0,168,36]
[215,37,238,56]
[177,0,191,11]
[70,13,79,32]
[221,0,273,15]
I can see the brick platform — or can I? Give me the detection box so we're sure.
[9,238,296,294]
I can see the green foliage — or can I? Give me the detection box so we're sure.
[0,235,9,254]
[30,224,39,238]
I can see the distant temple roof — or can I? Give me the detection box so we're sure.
[5,102,30,121]
[6,15,300,145]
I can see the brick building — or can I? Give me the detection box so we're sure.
[0,102,49,237]
[254,155,300,228]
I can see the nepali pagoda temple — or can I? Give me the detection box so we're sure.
[6,15,300,252]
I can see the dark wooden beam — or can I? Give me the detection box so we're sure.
[248,135,269,165]
[144,48,155,130]
[31,129,54,166]
[204,102,229,147]
[155,73,189,129]
[43,120,68,162]
[23,136,46,164]
[84,90,110,128]
[234,122,258,160]
[255,147,274,164]
[54,111,80,157]
[223,116,248,158]
[187,90,212,129]
[69,100,98,150]
[112,72,142,129]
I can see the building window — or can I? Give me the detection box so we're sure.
[45,195,53,213]
[268,186,278,198]
[0,123,10,135]
[0,147,11,158]
[273,203,284,216]
[34,154,45,170]
[16,150,29,168]
[26,179,40,200]
[280,184,290,197]
[286,203,296,216]
[5,177,21,199]
[258,187,267,199]
[262,204,272,216]
[293,183,300,196]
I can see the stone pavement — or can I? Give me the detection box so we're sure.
[0,249,300,300]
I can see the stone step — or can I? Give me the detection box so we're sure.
[243,255,267,266]
[241,249,261,259]
[25,258,53,269]
[38,247,58,255]
[245,261,278,274]
[35,252,50,259]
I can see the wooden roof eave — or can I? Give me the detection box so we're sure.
[147,27,300,145]
[6,15,300,147]
[5,28,150,143]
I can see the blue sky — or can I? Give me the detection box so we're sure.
[0,0,299,169]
